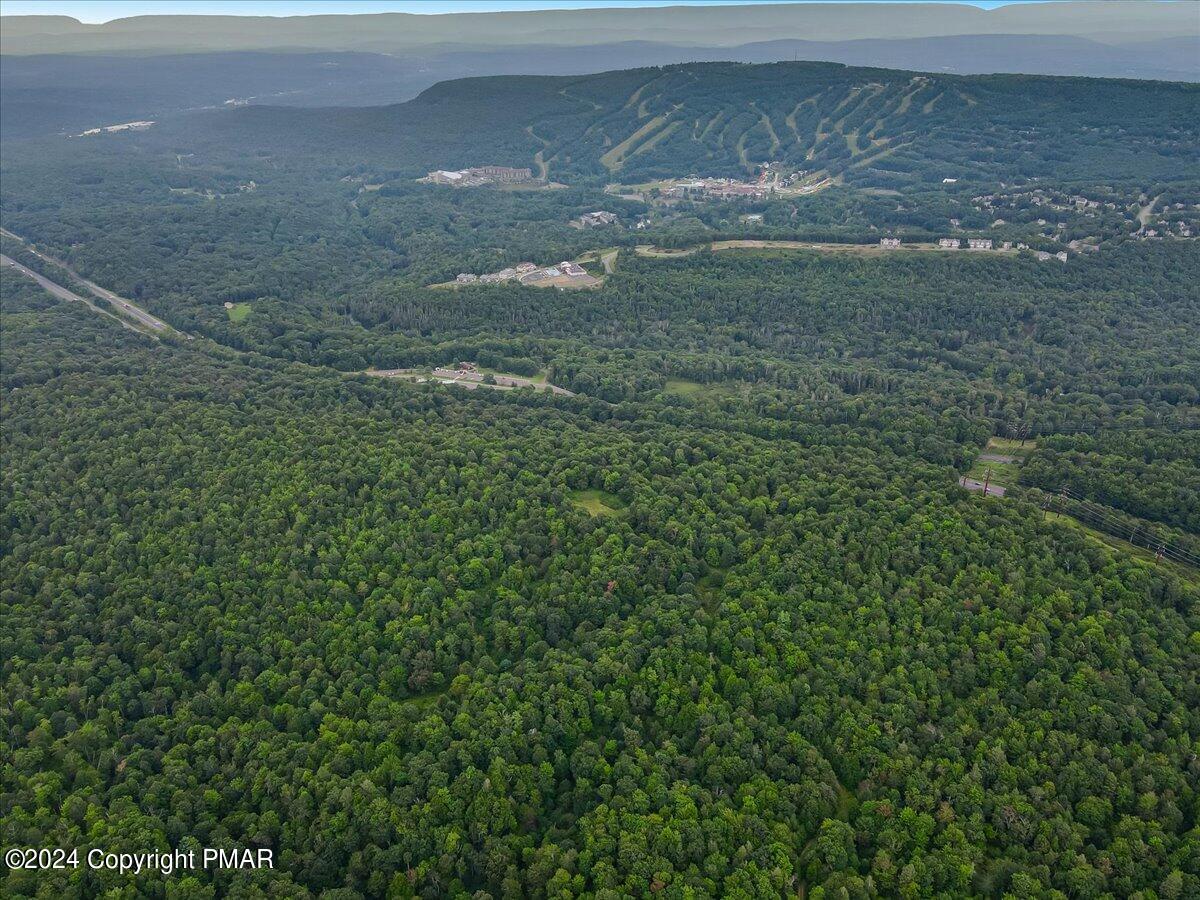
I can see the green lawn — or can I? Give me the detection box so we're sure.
[568,489,625,517]
[226,302,251,323]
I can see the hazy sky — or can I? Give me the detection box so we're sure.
[2,0,1048,23]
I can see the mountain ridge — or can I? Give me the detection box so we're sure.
[3,2,1193,54]
[162,60,1199,191]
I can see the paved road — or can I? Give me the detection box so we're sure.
[959,476,1006,497]
[2,228,177,335]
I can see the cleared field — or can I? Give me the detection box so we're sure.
[430,271,600,290]
[568,489,625,517]
[636,239,1023,260]
[633,240,1017,260]
[634,245,697,258]
[225,302,251,323]
[664,377,722,398]
[363,368,573,396]
[965,436,1036,486]
[710,239,943,256]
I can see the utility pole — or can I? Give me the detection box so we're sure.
[983,468,991,496]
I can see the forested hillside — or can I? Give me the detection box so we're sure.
[188,62,1200,187]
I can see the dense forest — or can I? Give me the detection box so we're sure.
[4,250,1199,898]
[2,57,1199,899]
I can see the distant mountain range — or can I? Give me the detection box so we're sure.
[3,30,1196,141]
[2,3,1194,54]
[2,3,1195,143]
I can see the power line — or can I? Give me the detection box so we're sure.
[1042,486,1200,569]
[998,419,1200,439]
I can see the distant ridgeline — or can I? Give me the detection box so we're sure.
[190,62,1199,188]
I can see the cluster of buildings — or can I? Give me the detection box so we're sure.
[932,237,1066,260]
[421,166,533,187]
[937,237,1010,251]
[573,210,619,228]
[972,189,1122,219]
[455,259,597,288]
[666,178,771,200]
[77,120,155,137]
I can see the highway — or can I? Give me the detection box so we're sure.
[1,228,178,335]
[2,253,154,336]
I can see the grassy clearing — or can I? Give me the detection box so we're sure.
[634,245,696,258]
[966,436,1036,485]
[663,377,723,398]
[568,489,625,517]
[226,302,251,323]
[966,459,1022,485]
[986,436,1037,454]
[477,366,548,385]
[709,239,943,257]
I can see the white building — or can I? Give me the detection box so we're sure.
[880,238,901,249]
[939,238,960,249]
